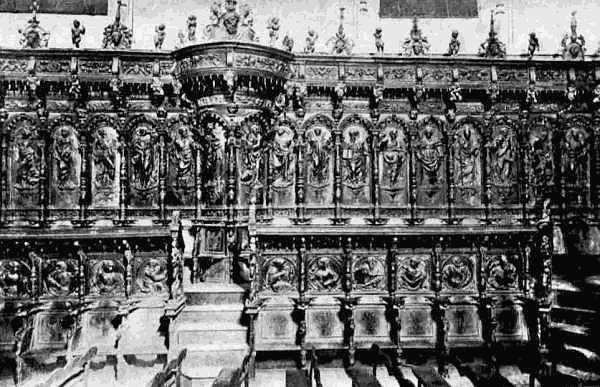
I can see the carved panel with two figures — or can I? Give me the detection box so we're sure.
[341,116,371,205]
[415,118,446,206]
[378,117,409,206]
[304,116,334,206]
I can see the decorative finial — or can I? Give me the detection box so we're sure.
[71,20,86,48]
[282,34,294,52]
[402,16,430,56]
[373,27,384,55]
[102,0,132,49]
[154,24,166,50]
[327,7,353,55]
[478,10,506,58]
[559,10,585,60]
[267,17,281,46]
[203,1,257,42]
[304,29,318,54]
[18,0,50,48]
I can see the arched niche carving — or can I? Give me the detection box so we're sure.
[238,113,269,205]
[414,116,446,206]
[198,111,228,206]
[87,115,120,209]
[377,116,409,206]
[561,116,591,206]
[451,117,484,207]
[125,115,159,207]
[50,116,81,209]
[268,117,297,206]
[526,115,556,207]
[166,114,196,206]
[488,117,519,205]
[339,114,372,205]
[302,114,335,206]
[7,114,41,210]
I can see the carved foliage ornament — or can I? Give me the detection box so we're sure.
[102,0,132,49]
[308,256,343,291]
[18,1,50,49]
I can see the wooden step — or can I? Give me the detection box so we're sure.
[179,304,245,324]
[174,322,247,346]
[184,283,246,305]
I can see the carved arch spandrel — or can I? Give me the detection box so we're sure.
[6,114,42,211]
[560,115,591,207]
[376,116,409,206]
[487,116,520,205]
[87,115,120,209]
[339,114,373,205]
[238,113,270,206]
[166,115,197,207]
[525,115,556,208]
[414,116,447,207]
[267,117,297,207]
[450,117,484,208]
[302,114,335,206]
[49,115,81,210]
[125,115,160,208]
[198,112,228,206]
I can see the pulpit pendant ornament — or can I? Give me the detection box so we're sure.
[102,0,132,49]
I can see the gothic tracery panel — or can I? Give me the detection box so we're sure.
[304,115,334,206]
[452,118,482,207]
[340,116,371,205]
[488,118,519,204]
[415,118,446,206]
[89,116,120,208]
[378,117,409,205]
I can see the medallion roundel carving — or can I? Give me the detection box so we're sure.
[136,257,168,295]
[308,256,343,291]
[0,260,31,298]
[353,256,385,291]
[263,257,296,293]
[442,255,474,290]
[43,260,77,297]
[398,256,428,291]
[90,259,125,296]
[486,255,518,290]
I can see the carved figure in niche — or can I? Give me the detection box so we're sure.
[487,255,517,290]
[453,123,480,204]
[131,125,157,191]
[304,29,318,54]
[205,121,226,202]
[442,256,473,290]
[306,126,333,186]
[171,124,194,188]
[45,261,75,297]
[415,123,443,186]
[379,127,406,188]
[71,20,85,48]
[93,127,118,190]
[271,125,294,187]
[14,126,40,191]
[491,126,516,187]
[53,127,78,190]
[0,261,29,297]
[342,126,368,187]
[354,257,384,290]
[309,257,340,291]
[137,258,167,294]
[240,122,263,185]
[563,126,589,189]
[528,126,553,202]
[399,257,427,290]
[93,260,124,295]
[265,258,294,292]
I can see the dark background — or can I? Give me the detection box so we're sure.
[380,0,478,18]
[0,0,108,15]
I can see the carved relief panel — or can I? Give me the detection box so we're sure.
[239,116,267,204]
[488,118,519,204]
[167,117,196,206]
[202,116,227,205]
[446,304,482,346]
[340,116,371,205]
[89,116,120,208]
[397,254,430,292]
[269,119,296,206]
[0,259,32,299]
[485,253,519,292]
[304,116,334,206]
[87,255,126,298]
[399,304,436,347]
[260,255,296,295]
[378,118,409,205]
[128,116,160,207]
[41,258,78,298]
[526,116,555,207]
[7,115,42,209]
[133,254,168,297]
[31,310,71,352]
[441,254,476,293]
[307,255,343,292]
[561,117,591,205]
[50,118,81,208]
[451,119,482,207]
[414,118,446,206]
[352,255,386,292]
